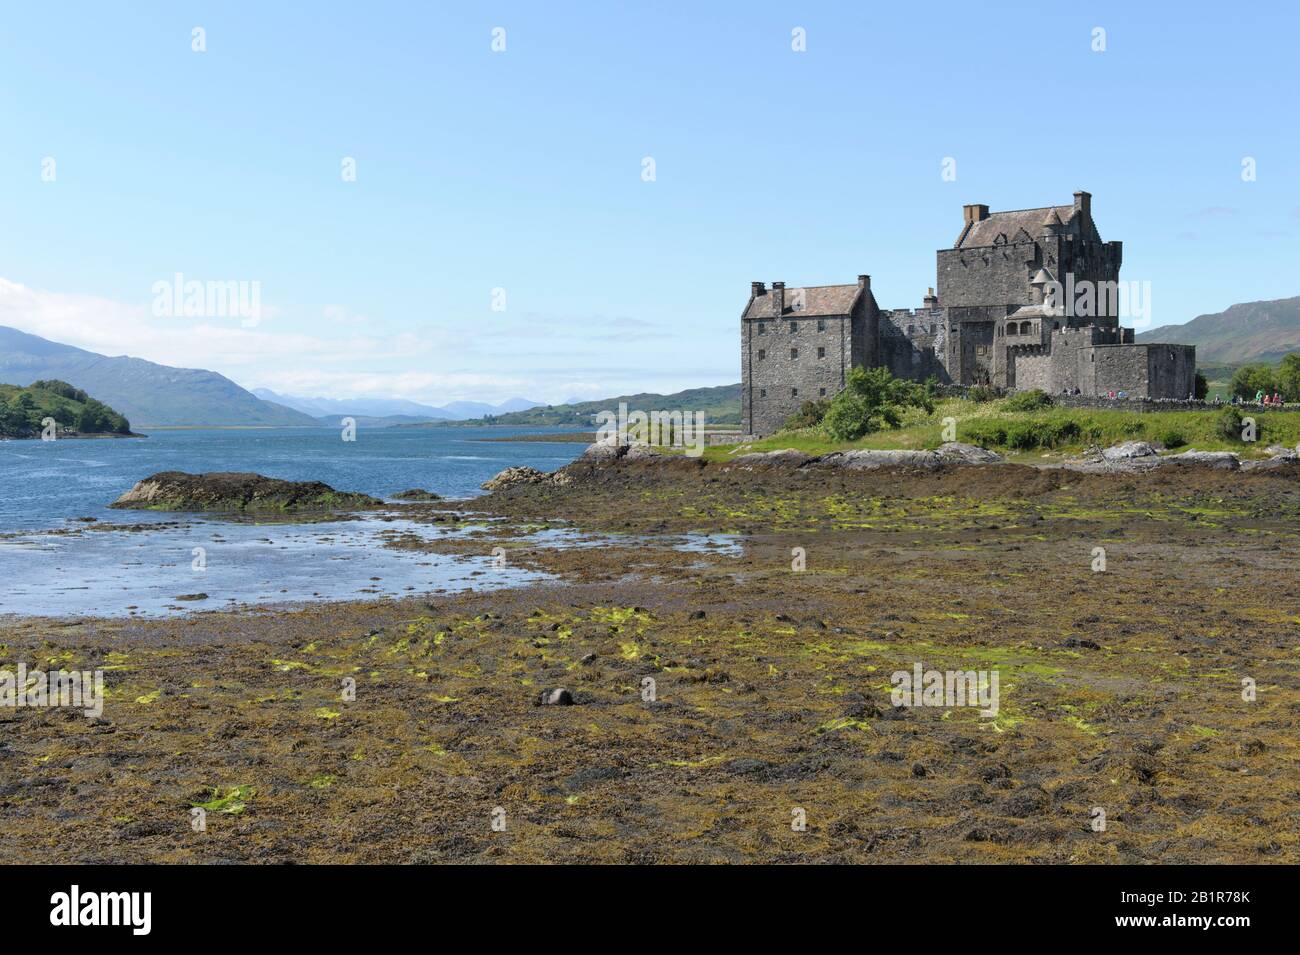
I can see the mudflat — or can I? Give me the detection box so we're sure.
[3,456,1298,863]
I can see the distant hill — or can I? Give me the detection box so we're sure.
[406,383,743,427]
[1138,296,1300,364]
[0,379,134,438]
[254,388,541,421]
[0,326,317,428]
[313,413,445,429]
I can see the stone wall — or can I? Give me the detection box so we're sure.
[743,312,853,435]
[876,308,949,383]
[937,242,1037,307]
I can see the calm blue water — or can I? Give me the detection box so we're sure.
[0,426,587,618]
[0,425,584,531]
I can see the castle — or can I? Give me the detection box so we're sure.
[740,191,1196,436]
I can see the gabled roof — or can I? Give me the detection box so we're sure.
[743,284,862,320]
[956,205,1080,249]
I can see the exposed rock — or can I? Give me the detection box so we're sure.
[537,687,574,706]
[481,466,549,491]
[111,472,382,512]
[623,444,664,461]
[1101,440,1157,461]
[814,449,941,471]
[579,441,629,462]
[391,488,442,501]
[1165,450,1240,470]
[1264,444,1299,460]
[725,449,815,470]
[935,442,1005,465]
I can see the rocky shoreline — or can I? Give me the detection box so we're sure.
[3,439,1299,863]
[110,471,382,512]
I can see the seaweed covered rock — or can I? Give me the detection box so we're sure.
[481,466,549,491]
[390,488,443,501]
[111,471,382,512]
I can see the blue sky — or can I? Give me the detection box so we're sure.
[1,1,1296,404]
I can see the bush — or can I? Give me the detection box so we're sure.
[783,399,830,430]
[967,386,999,403]
[1003,389,1052,412]
[1215,406,1245,441]
[963,422,1006,448]
[1194,371,1209,401]
[1156,429,1187,448]
[822,366,933,441]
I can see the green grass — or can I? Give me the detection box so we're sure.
[701,397,1300,461]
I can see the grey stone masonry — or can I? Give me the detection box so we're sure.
[739,191,1196,434]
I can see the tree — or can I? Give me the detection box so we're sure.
[1229,363,1276,400]
[822,366,933,441]
[1194,370,1209,400]
[1275,353,1300,403]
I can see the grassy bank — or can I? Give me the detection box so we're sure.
[703,397,1300,462]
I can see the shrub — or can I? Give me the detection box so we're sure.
[822,366,933,441]
[1215,406,1245,441]
[1003,389,1052,412]
[1156,428,1187,449]
[783,399,830,430]
[967,386,999,403]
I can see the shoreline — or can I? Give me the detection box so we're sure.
[3,454,1299,861]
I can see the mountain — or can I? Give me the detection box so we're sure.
[252,389,450,420]
[1137,296,1300,364]
[404,383,743,427]
[254,388,541,421]
[0,326,318,427]
[313,413,446,429]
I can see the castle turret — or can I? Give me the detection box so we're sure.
[923,287,939,308]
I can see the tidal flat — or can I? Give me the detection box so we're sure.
[2,457,1298,863]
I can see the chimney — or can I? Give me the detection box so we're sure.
[772,281,785,317]
[963,204,989,224]
[751,281,765,299]
[923,286,939,309]
[858,274,871,292]
[1073,190,1091,220]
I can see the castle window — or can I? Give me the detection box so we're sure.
[757,349,765,360]
[757,322,765,335]
[1019,321,1031,335]
[819,388,826,397]
[759,388,766,397]
[930,324,937,335]
[791,388,798,398]
[817,319,826,332]
[1006,323,1016,336]
[817,347,825,359]
[907,325,915,336]
[790,348,798,359]
[789,321,797,334]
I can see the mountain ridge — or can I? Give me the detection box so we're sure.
[1137,296,1300,364]
[0,326,317,427]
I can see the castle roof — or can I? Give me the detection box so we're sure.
[743,284,862,320]
[956,205,1077,249]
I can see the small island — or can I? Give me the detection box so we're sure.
[0,380,138,439]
